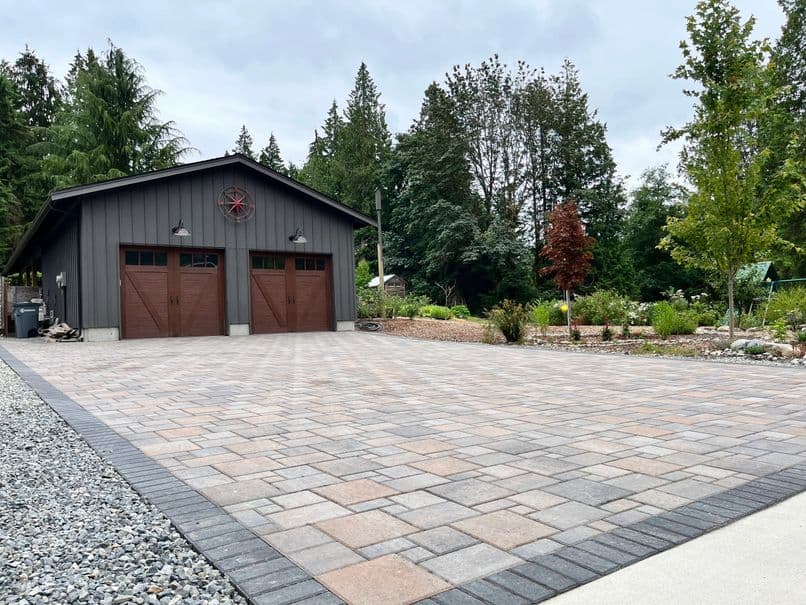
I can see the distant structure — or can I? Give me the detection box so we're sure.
[367,274,406,297]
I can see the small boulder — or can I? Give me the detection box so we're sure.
[767,343,794,358]
[730,339,748,351]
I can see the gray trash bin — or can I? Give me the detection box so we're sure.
[14,302,40,338]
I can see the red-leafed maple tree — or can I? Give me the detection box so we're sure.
[540,200,595,337]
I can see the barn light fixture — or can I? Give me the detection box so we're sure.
[289,227,307,244]
[172,219,190,237]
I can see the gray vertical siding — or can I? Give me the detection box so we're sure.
[79,165,359,329]
[41,212,81,328]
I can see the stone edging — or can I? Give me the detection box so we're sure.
[416,464,806,604]
[0,345,342,605]
[4,343,805,605]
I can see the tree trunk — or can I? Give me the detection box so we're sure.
[566,289,572,338]
[727,271,735,340]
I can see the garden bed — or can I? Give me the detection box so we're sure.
[377,318,805,367]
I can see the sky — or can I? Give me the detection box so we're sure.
[0,0,787,190]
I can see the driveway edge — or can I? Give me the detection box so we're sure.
[418,464,806,604]
[0,345,342,605]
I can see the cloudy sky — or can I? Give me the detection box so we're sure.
[0,0,786,189]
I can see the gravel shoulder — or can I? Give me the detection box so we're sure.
[0,361,246,605]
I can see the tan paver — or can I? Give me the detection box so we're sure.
[213,456,280,477]
[411,456,480,476]
[319,554,450,605]
[452,510,557,549]
[315,479,399,505]
[200,478,276,506]
[317,510,418,548]
[400,439,455,454]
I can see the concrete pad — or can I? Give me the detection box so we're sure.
[547,491,806,605]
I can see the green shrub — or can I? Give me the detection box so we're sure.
[397,294,429,319]
[770,318,788,342]
[357,288,381,318]
[573,290,630,325]
[450,304,471,318]
[421,305,453,320]
[766,286,806,325]
[745,343,766,355]
[487,300,531,343]
[530,303,552,336]
[740,311,762,330]
[355,259,372,291]
[651,302,697,339]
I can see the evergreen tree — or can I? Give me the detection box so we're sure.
[516,69,556,261]
[258,132,286,174]
[624,167,709,300]
[767,0,806,276]
[0,46,62,128]
[549,60,628,293]
[39,42,188,188]
[299,100,344,198]
[386,84,481,304]
[338,62,392,215]
[233,124,255,159]
[0,74,29,262]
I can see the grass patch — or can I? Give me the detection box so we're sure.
[635,342,698,357]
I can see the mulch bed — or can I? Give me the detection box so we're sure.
[376,318,773,359]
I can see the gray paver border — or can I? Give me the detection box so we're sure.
[0,345,342,605]
[4,341,805,605]
[418,465,806,604]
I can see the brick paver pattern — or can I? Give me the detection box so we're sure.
[5,333,805,604]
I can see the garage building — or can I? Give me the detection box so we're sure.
[3,154,375,340]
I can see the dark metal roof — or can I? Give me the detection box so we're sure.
[4,154,376,275]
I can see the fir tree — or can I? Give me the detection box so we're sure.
[233,124,255,159]
[258,132,286,174]
[299,100,344,198]
[338,62,392,215]
[0,46,62,128]
[0,74,29,262]
[39,42,188,188]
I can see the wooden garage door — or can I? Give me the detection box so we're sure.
[250,254,288,333]
[121,248,225,339]
[292,256,332,332]
[250,253,332,333]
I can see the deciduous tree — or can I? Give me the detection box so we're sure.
[540,200,594,335]
[661,0,805,338]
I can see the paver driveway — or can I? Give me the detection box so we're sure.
[3,333,806,604]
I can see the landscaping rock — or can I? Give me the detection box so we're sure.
[0,362,246,605]
[767,343,795,358]
[729,339,748,351]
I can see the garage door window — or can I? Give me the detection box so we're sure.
[252,254,285,270]
[295,257,326,271]
[180,253,218,268]
[125,250,167,266]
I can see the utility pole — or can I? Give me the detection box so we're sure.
[375,189,385,319]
